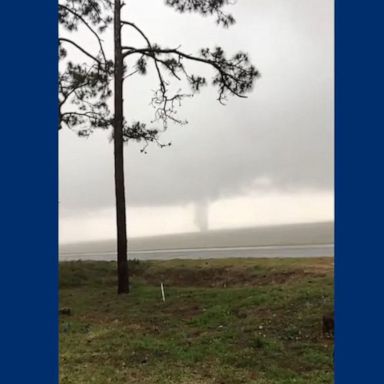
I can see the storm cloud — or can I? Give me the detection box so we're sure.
[59,0,333,220]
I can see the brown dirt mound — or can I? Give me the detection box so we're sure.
[141,266,325,288]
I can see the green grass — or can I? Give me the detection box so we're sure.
[60,258,334,384]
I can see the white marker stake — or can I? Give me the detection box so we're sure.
[161,283,166,302]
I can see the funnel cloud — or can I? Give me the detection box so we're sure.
[194,200,209,232]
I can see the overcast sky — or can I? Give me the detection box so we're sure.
[59,0,334,243]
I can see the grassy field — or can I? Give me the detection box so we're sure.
[60,258,334,384]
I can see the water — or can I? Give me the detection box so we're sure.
[60,243,334,261]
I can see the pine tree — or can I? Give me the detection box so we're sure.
[59,0,259,294]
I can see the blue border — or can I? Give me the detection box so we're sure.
[0,2,58,383]
[1,0,383,382]
[335,0,384,382]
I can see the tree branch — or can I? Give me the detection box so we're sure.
[165,0,236,28]
[121,20,168,92]
[59,4,107,63]
[59,37,104,67]
[122,46,257,99]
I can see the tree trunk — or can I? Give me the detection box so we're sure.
[114,0,129,294]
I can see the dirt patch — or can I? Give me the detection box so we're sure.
[162,303,203,320]
[141,266,326,288]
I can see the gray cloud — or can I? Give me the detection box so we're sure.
[59,0,333,216]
